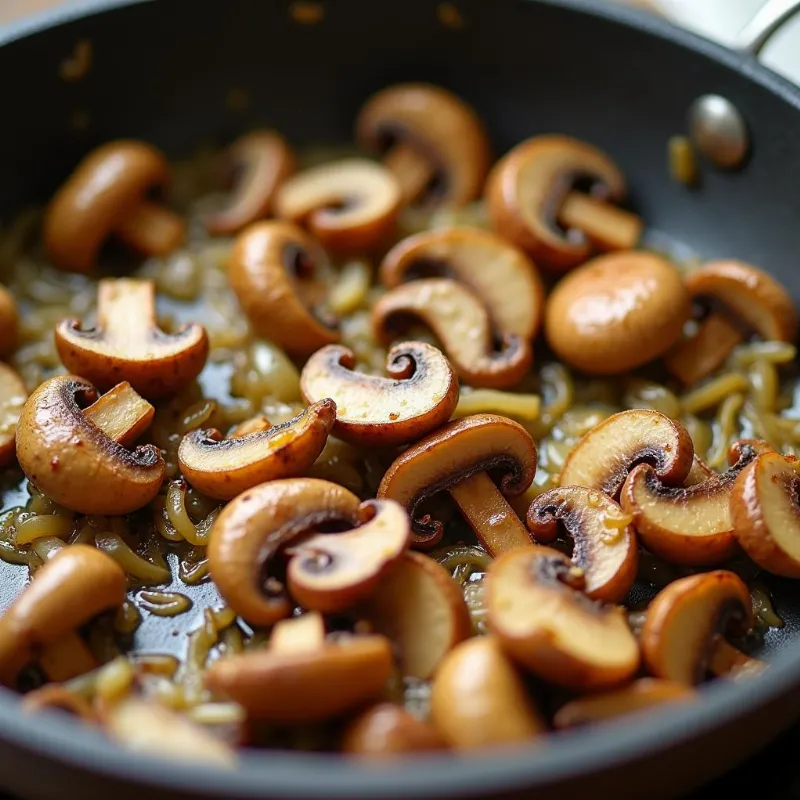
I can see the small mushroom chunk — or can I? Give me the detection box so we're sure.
[378,414,537,553]
[341,703,448,757]
[640,571,753,685]
[0,363,28,467]
[486,135,643,271]
[0,286,19,358]
[372,279,531,390]
[665,261,798,385]
[544,252,690,374]
[559,409,694,500]
[178,399,336,500]
[430,637,545,750]
[274,159,401,254]
[487,546,640,690]
[44,140,185,273]
[205,130,295,235]
[16,376,164,515]
[356,83,490,206]
[300,342,458,447]
[527,486,638,603]
[55,279,209,398]
[227,221,338,357]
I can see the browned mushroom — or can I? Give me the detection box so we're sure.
[0,286,19,358]
[228,415,272,438]
[300,342,458,447]
[486,135,643,271]
[44,140,185,273]
[0,362,27,467]
[341,703,448,757]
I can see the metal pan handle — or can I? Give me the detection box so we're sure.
[734,0,800,55]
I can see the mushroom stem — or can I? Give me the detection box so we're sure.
[557,192,643,252]
[38,631,97,682]
[382,143,435,205]
[84,381,154,446]
[665,313,743,386]
[96,279,160,342]
[113,200,186,257]
[708,636,767,680]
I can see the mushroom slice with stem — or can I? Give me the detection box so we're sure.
[0,362,27,467]
[665,260,798,386]
[178,399,336,501]
[300,342,458,447]
[559,409,694,500]
[274,159,401,254]
[55,278,209,399]
[44,140,185,273]
[16,376,165,515]
[341,703,448,757]
[356,83,490,207]
[377,413,537,553]
[227,220,339,357]
[372,279,532,390]
[486,135,643,271]
[527,486,638,603]
[487,546,640,690]
[641,571,753,685]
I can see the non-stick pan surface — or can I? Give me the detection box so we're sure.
[2,0,800,798]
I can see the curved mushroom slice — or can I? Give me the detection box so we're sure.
[356,83,490,206]
[16,376,165,515]
[0,363,27,467]
[527,486,638,603]
[274,159,401,254]
[300,342,458,447]
[379,227,544,340]
[377,413,537,552]
[55,279,208,399]
[640,571,753,685]
[486,135,642,271]
[227,220,339,357]
[372,279,532,390]
[487,546,640,690]
[341,703,448,757]
[205,130,295,235]
[178,399,335,500]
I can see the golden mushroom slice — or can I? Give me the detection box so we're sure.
[559,409,694,500]
[527,486,638,603]
[665,260,798,386]
[0,285,19,358]
[16,376,164,515]
[44,140,185,273]
[55,278,209,399]
[378,413,537,552]
[356,83,490,206]
[341,703,448,757]
[372,279,531,390]
[274,159,401,254]
[178,399,335,500]
[486,135,642,271]
[228,220,339,357]
[641,571,753,685]
[487,546,640,690]
[300,342,458,447]
[0,363,28,467]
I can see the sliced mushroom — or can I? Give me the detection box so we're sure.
[559,409,694,500]
[178,399,335,500]
[686,455,715,485]
[229,414,272,438]
[300,342,458,447]
[55,278,209,398]
[205,130,295,235]
[16,376,164,515]
[356,83,490,206]
[372,279,531,390]
[0,285,19,358]
[0,363,27,467]
[274,159,401,254]
[487,546,640,689]
[544,252,690,374]
[486,135,642,271]
[341,703,448,757]
[527,486,638,603]
[665,261,798,385]
[44,140,185,273]
[227,220,339,357]
[378,413,537,552]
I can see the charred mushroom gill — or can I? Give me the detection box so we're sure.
[300,342,458,447]
[665,261,798,386]
[372,279,532,390]
[377,413,537,553]
[44,140,185,273]
[55,279,209,399]
[16,377,165,515]
[341,703,448,757]
[178,399,335,500]
[486,135,643,271]
[356,83,491,206]
[0,363,28,467]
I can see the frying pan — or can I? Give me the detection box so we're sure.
[2,0,800,797]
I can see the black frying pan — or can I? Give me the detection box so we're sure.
[2,0,800,798]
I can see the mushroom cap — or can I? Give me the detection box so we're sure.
[341,703,448,757]
[0,362,27,468]
[0,285,19,359]
[544,252,690,375]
